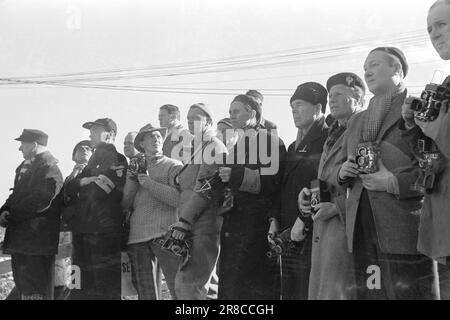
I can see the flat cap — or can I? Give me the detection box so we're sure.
[82,118,117,134]
[15,129,48,146]
[290,82,328,113]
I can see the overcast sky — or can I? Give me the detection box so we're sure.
[0,0,446,203]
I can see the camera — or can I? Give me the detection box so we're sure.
[410,83,450,122]
[310,179,331,214]
[159,230,191,258]
[355,143,379,174]
[266,227,303,259]
[128,154,147,178]
[410,137,443,194]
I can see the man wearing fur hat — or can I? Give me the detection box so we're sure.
[122,123,183,300]
[0,129,63,300]
[335,47,436,299]
[268,82,329,300]
[64,118,128,300]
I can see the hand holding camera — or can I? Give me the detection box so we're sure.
[338,157,359,181]
[298,187,312,216]
[359,158,393,192]
[401,96,419,129]
[267,218,280,246]
[291,217,307,242]
[128,154,147,181]
[218,167,232,183]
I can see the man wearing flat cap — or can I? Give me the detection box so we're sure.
[299,73,365,299]
[268,82,329,300]
[64,118,128,300]
[169,103,228,300]
[334,47,436,299]
[0,129,63,299]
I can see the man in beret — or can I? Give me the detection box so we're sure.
[268,82,329,300]
[299,73,365,299]
[246,90,278,130]
[0,129,63,299]
[335,47,436,299]
[170,103,228,300]
[65,118,128,300]
[400,0,450,299]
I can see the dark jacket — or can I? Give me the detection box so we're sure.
[219,126,286,300]
[1,151,63,255]
[65,143,127,234]
[271,116,329,230]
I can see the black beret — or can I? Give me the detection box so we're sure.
[15,129,48,146]
[83,118,117,134]
[290,82,328,113]
[232,94,262,120]
[326,72,366,94]
[370,47,408,77]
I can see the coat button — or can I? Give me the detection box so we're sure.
[224,232,230,238]
[314,236,320,243]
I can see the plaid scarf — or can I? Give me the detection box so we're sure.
[362,84,405,143]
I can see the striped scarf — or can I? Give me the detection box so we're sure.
[325,120,347,152]
[362,84,405,143]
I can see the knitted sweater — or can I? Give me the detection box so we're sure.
[122,155,183,244]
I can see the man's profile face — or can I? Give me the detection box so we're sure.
[158,109,172,128]
[290,99,318,130]
[428,3,450,60]
[328,84,360,120]
[19,141,36,160]
[89,124,109,148]
[74,145,92,164]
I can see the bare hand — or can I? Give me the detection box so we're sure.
[291,217,307,242]
[415,100,450,141]
[218,167,232,183]
[171,221,192,240]
[298,188,312,215]
[267,219,280,245]
[359,159,393,192]
[137,173,151,188]
[338,157,359,181]
[312,202,338,222]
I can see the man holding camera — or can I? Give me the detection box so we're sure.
[170,103,228,300]
[334,47,436,299]
[299,73,365,300]
[0,129,63,300]
[64,118,128,300]
[122,123,183,300]
[401,0,450,299]
[268,83,328,300]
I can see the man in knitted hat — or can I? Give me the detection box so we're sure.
[216,94,286,300]
[400,0,450,299]
[65,118,128,300]
[0,129,63,299]
[335,48,436,299]
[299,72,365,300]
[267,82,329,300]
[170,103,228,300]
